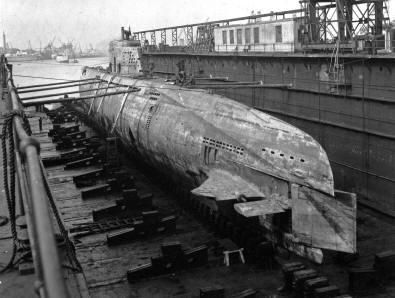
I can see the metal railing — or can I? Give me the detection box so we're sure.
[0,54,69,298]
[140,33,395,55]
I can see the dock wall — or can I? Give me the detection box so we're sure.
[141,52,395,216]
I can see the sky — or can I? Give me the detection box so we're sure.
[0,0,394,50]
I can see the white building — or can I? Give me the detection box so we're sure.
[213,17,304,53]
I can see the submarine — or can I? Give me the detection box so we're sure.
[76,27,356,263]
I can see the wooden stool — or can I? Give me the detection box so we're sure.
[223,248,245,266]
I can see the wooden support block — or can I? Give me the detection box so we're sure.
[122,188,138,201]
[60,147,87,159]
[199,286,225,298]
[161,241,183,258]
[63,124,80,134]
[348,267,378,293]
[115,192,153,209]
[119,188,138,202]
[150,255,169,274]
[81,183,112,199]
[292,269,318,292]
[160,215,177,231]
[16,216,27,229]
[66,130,86,140]
[229,288,257,298]
[19,262,35,275]
[65,157,95,169]
[255,241,275,268]
[313,285,340,297]
[56,138,89,150]
[92,205,124,221]
[51,125,80,140]
[106,178,121,191]
[303,277,329,298]
[142,210,160,225]
[17,229,30,245]
[53,114,77,124]
[127,263,153,282]
[107,228,136,246]
[184,245,208,268]
[374,250,395,279]
[73,168,103,183]
[139,193,153,205]
[112,171,135,189]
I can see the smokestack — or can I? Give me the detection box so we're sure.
[2,32,6,53]
[121,27,125,40]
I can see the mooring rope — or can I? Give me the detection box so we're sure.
[0,109,31,272]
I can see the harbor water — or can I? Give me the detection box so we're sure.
[12,57,109,107]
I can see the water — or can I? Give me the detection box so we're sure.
[12,57,109,108]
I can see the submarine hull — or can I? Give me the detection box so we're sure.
[77,67,356,261]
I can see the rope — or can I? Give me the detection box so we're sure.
[0,110,31,272]
[0,108,81,272]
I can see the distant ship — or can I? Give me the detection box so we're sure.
[78,43,102,58]
[56,55,69,63]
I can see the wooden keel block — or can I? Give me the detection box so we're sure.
[230,288,257,298]
[114,174,135,189]
[348,267,378,293]
[138,193,153,206]
[127,263,153,283]
[184,245,208,268]
[65,157,95,169]
[255,241,275,269]
[199,286,225,298]
[282,262,306,289]
[313,285,340,298]
[303,277,329,298]
[16,216,27,229]
[81,183,112,199]
[161,241,183,258]
[374,250,395,279]
[59,147,87,159]
[52,113,77,124]
[118,188,138,203]
[292,269,318,292]
[160,215,177,231]
[51,125,80,140]
[19,262,35,275]
[17,229,30,245]
[92,205,124,221]
[65,130,86,140]
[73,168,103,182]
[107,228,136,246]
[56,138,89,150]
[106,178,122,191]
[142,210,160,225]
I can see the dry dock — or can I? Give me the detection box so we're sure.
[2,57,395,298]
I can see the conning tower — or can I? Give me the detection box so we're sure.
[109,27,142,75]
